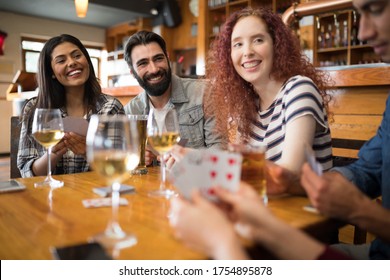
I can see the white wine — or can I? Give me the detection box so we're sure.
[92,151,139,184]
[148,132,180,154]
[33,130,64,148]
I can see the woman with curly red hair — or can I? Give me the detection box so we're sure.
[205,7,333,173]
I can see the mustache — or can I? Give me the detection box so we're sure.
[145,70,165,80]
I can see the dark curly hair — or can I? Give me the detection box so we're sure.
[205,7,332,142]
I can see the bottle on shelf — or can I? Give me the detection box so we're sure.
[333,14,341,48]
[342,20,348,47]
[317,17,326,49]
[351,10,360,46]
[325,24,333,48]
[212,15,220,35]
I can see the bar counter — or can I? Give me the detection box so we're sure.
[0,167,344,260]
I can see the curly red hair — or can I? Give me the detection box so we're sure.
[205,7,331,142]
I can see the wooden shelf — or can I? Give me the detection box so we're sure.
[314,10,381,67]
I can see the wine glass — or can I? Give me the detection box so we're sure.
[147,107,180,198]
[86,114,139,250]
[32,108,65,189]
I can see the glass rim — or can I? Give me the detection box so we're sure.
[228,143,267,153]
[127,114,148,120]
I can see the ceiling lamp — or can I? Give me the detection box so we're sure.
[75,0,89,18]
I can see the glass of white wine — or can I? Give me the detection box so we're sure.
[147,107,180,198]
[32,108,65,189]
[86,114,139,250]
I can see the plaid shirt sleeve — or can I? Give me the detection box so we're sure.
[17,99,46,178]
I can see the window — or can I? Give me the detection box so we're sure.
[21,37,102,78]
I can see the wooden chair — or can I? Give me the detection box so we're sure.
[328,66,390,245]
[10,116,22,179]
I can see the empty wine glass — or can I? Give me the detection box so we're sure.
[86,114,139,250]
[147,107,180,198]
[32,108,65,189]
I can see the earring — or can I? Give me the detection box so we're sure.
[52,75,56,79]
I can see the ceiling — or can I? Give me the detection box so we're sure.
[0,0,161,28]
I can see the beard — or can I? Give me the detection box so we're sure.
[132,66,172,97]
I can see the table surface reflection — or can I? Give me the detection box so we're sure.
[0,167,343,259]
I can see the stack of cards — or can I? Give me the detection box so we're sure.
[169,149,242,200]
[82,198,128,208]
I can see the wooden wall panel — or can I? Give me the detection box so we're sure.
[327,66,390,160]
[330,89,388,115]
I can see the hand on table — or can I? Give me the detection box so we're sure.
[266,161,304,195]
[145,147,157,166]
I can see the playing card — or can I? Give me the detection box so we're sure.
[304,144,323,176]
[203,150,242,193]
[169,149,242,200]
[82,198,128,208]
[93,184,135,197]
[63,116,89,136]
[169,150,212,199]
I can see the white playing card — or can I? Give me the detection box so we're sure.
[304,144,323,176]
[169,150,212,199]
[203,150,242,193]
[82,198,128,208]
[169,149,242,200]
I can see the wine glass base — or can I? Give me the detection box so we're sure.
[92,231,137,250]
[34,177,64,189]
[148,189,177,199]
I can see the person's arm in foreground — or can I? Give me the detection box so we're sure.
[213,183,327,260]
[169,191,248,260]
[170,182,340,260]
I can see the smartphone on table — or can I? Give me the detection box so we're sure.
[51,242,112,260]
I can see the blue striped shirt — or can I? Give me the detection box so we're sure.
[249,75,333,171]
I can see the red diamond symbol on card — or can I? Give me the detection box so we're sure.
[228,158,236,165]
[210,170,217,178]
[210,156,218,163]
[226,173,233,181]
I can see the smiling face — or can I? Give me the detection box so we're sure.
[50,42,90,89]
[354,0,390,62]
[230,15,274,88]
[130,42,171,97]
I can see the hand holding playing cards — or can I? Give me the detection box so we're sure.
[301,163,369,220]
[169,191,248,260]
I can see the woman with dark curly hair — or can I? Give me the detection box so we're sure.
[205,7,333,173]
[17,34,125,178]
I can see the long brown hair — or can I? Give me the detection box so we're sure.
[205,7,331,142]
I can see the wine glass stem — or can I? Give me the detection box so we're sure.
[47,146,53,180]
[110,182,120,230]
[160,152,167,191]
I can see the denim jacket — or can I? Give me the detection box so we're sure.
[333,94,390,259]
[124,74,225,149]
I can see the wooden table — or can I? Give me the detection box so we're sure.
[0,167,343,260]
